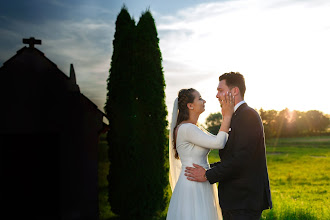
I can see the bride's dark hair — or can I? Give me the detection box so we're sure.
[173,88,197,159]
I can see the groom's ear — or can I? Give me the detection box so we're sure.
[232,87,240,96]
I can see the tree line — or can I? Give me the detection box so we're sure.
[204,108,330,138]
[104,6,168,219]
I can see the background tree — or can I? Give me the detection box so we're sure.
[132,10,169,218]
[260,108,278,138]
[275,108,291,137]
[205,109,330,139]
[305,110,329,133]
[204,112,222,135]
[104,6,136,216]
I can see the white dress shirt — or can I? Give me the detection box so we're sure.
[234,100,246,112]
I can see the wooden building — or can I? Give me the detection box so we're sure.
[0,38,107,219]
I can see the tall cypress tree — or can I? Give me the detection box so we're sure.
[133,10,169,218]
[105,7,168,219]
[104,6,136,216]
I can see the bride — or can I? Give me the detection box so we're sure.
[167,88,234,220]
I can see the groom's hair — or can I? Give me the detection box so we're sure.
[219,72,246,98]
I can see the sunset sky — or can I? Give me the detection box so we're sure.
[1,0,329,124]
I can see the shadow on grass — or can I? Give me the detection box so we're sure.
[262,207,319,220]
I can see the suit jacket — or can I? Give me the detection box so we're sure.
[206,103,272,211]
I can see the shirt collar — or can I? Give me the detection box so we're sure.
[234,100,246,112]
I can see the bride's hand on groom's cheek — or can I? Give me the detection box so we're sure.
[221,92,235,116]
[184,163,207,182]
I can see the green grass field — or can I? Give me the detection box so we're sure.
[209,136,330,219]
[99,135,330,219]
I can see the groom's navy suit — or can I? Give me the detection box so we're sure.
[206,103,272,218]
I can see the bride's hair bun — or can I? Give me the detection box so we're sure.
[178,88,196,111]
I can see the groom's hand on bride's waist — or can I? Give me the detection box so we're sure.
[185,163,208,182]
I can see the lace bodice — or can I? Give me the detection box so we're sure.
[176,123,228,168]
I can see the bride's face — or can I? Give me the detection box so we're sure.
[189,91,206,114]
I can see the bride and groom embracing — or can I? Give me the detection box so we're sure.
[167,72,272,220]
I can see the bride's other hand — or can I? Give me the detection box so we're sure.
[221,92,234,118]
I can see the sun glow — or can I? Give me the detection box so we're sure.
[160,0,330,124]
[287,110,295,123]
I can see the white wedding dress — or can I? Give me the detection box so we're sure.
[166,123,228,220]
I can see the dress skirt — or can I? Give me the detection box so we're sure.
[166,166,222,220]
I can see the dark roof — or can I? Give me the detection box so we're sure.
[1,46,108,120]
[3,46,60,72]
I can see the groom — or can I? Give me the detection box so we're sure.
[185,72,272,220]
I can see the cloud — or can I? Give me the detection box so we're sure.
[47,0,71,8]
[158,0,330,124]
[42,18,114,112]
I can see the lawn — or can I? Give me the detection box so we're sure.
[208,136,330,219]
[99,135,330,219]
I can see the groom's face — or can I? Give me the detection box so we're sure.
[216,80,231,103]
